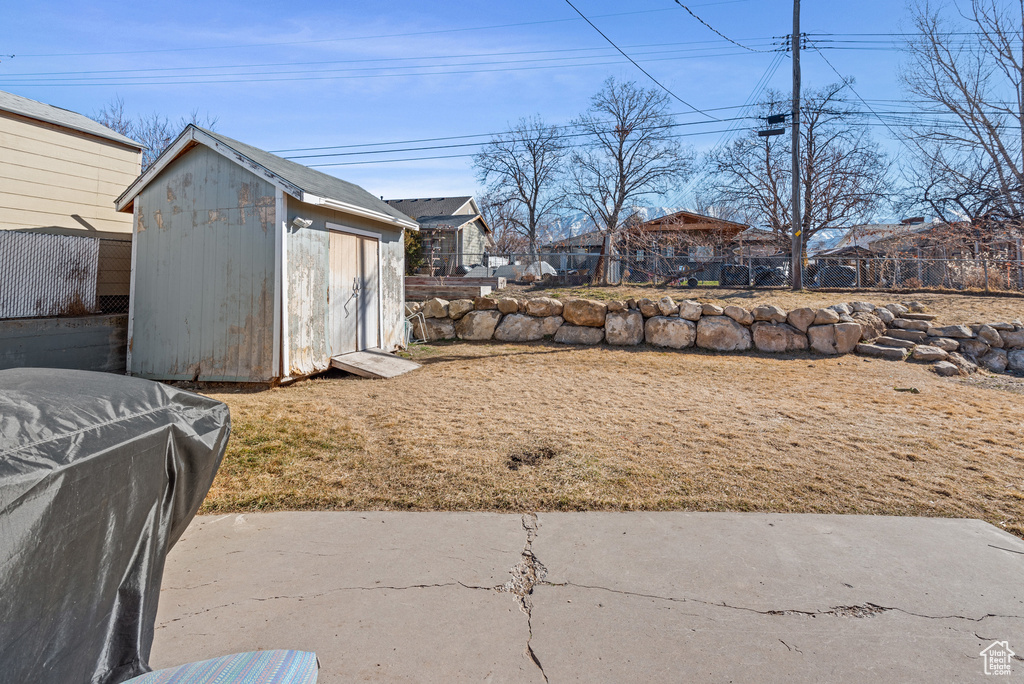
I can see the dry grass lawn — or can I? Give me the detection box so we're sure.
[511,284,1024,326]
[201,342,1024,538]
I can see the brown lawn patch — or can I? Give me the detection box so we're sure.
[200,342,1024,538]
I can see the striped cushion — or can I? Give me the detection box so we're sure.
[125,650,318,684]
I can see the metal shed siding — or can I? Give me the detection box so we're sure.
[130,145,276,381]
[286,203,405,376]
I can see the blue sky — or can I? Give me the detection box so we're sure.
[2,0,915,202]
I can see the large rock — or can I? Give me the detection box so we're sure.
[751,322,808,353]
[606,300,627,313]
[927,337,960,352]
[830,303,853,315]
[928,324,974,339]
[980,348,1009,373]
[405,301,422,317]
[523,297,563,317]
[787,308,816,333]
[496,298,519,314]
[421,298,450,319]
[977,325,1003,348]
[724,305,754,326]
[677,300,703,321]
[874,336,916,349]
[657,296,679,316]
[851,301,875,313]
[494,314,563,341]
[874,307,896,325]
[455,310,502,341]
[752,304,788,324]
[554,324,604,345]
[416,317,456,341]
[1000,329,1024,348]
[891,319,931,332]
[900,312,937,321]
[813,308,841,325]
[886,329,928,343]
[949,352,978,374]
[808,322,862,355]
[638,298,660,317]
[911,345,949,362]
[605,310,645,346]
[1007,349,1024,372]
[702,303,724,316]
[905,301,927,313]
[696,316,752,352]
[856,343,910,361]
[562,298,607,327]
[959,338,990,359]
[447,299,474,320]
[473,296,498,310]
[850,312,885,342]
[886,303,910,316]
[645,316,697,349]
[932,361,961,377]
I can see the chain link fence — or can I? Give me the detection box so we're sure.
[0,231,132,320]
[411,250,1024,293]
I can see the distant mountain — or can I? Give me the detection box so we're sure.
[544,206,686,242]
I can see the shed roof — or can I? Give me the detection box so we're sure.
[115,126,417,230]
[385,197,474,219]
[0,90,142,149]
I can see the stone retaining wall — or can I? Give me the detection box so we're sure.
[407,296,1024,377]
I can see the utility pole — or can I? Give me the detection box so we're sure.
[790,0,803,290]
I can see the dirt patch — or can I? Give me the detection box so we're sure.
[200,342,1024,539]
[508,443,560,470]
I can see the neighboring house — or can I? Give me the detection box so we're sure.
[116,125,418,383]
[384,196,493,268]
[0,90,143,317]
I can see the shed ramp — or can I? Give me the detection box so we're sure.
[330,348,421,379]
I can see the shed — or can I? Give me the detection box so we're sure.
[115,125,418,383]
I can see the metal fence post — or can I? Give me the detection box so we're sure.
[983,258,990,293]
[1017,238,1023,291]
[856,257,861,288]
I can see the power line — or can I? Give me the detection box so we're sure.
[0,50,765,88]
[672,0,773,52]
[0,45,776,84]
[562,0,723,121]
[12,1,754,59]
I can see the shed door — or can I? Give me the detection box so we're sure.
[329,230,380,355]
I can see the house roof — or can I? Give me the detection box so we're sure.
[0,90,142,149]
[385,197,473,219]
[546,230,605,248]
[415,214,482,231]
[115,126,418,230]
[637,209,748,231]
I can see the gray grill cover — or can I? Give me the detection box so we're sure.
[0,369,230,684]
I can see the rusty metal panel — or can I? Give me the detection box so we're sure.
[129,145,276,382]
[0,231,99,318]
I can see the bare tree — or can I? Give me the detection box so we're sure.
[565,78,693,282]
[901,0,1024,240]
[473,116,565,259]
[93,98,219,172]
[478,192,530,253]
[703,82,890,251]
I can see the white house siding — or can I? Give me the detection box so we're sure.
[285,202,406,378]
[0,112,139,234]
[130,145,276,382]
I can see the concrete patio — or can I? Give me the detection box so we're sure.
[152,512,1024,682]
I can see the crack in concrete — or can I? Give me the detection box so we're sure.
[495,513,549,683]
[548,582,1024,623]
